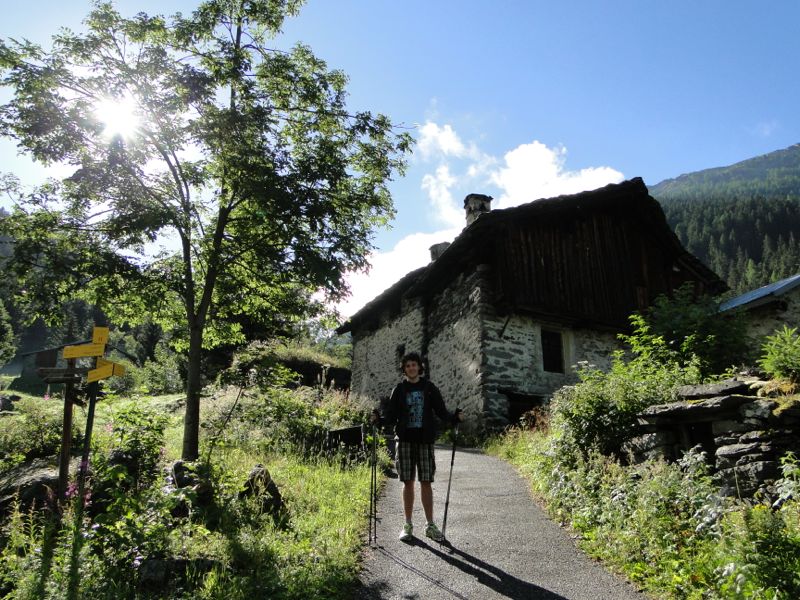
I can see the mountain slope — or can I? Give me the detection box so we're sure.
[650,144,800,297]
[650,143,800,199]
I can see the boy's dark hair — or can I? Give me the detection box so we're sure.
[400,351,424,375]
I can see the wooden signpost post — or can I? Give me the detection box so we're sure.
[32,325,127,504]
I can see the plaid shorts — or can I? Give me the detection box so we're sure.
[396,441,436,482]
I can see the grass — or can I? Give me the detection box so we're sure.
[0,386,378,599]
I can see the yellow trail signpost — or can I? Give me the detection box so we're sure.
[87,357,126,383]
[62,343,106,359]
[31,326,129,503]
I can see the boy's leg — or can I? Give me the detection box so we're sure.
[418,443,437,523]
[402,480,415,521]
[420,481,434,522]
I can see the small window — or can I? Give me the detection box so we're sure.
[541,329,564,373]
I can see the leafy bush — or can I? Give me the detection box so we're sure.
[134,342,184,395]
[218,341,298,390]
[0,301,14,369]
[717,501,800,599]
[0,397,78,472]
[622,283,749,376]
[93,404,169,491]
[551,350,702,457]
[206,386,366,458]
[759,325,800,382]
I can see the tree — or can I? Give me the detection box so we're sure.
[0,301,14,368]
[0,1,411,459]
[621,283,749,376]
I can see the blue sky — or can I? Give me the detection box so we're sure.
[2,1,799,316]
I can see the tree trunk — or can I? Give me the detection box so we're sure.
[182,324,204,461]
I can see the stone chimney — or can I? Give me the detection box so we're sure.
[429,241,450,262]
[464,193,493,226]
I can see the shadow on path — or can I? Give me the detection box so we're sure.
[359,538,569,600]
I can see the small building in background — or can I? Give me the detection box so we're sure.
[719,273,800,342]
[337,178,726,431]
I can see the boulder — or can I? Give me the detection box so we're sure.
[639,395,753,425]
[0,456,81,514]
[676,379,751,400]
[239,463,284,518]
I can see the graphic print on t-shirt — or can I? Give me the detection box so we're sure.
[405,388,424,428]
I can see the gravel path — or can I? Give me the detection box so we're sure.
[354,445,647,600]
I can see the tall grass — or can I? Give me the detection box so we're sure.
[0,387,377,599]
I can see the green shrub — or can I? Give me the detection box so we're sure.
[207,386,366,458]
[134,342,184,395]
[716,501,800,599]
[623,283,749,376]
[759,325,800,382]
[0,397,78,472]
[551,350,702,457]
[93,404,169,491]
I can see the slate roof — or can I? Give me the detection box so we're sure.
[719,273,800,313]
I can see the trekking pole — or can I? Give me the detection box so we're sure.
[441,408,461,541]
[368,423,378,546]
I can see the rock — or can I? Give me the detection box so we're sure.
[639,395,753,424]
[0,456,82,515]
[139,557,222,589]
[712,420,753,435]
[740,400,777,420]
[0,395,15,412]
[168,460,215,510]
[239,463,284,518]
[677,379,751,400]
[139,558,169,588]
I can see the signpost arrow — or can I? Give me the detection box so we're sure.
[63,343,106,359]
[87,358,126,383]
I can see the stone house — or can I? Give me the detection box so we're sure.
[337,178,726,431]
[719,273,800,343]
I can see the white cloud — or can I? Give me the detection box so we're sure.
[417,122,467,159]
[336,124,624,319]
[336,228,459,318]
[421,164,462,228]
[490,141,624,209]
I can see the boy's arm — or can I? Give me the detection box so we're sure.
[373,384,401,429]
[429,382,462,425]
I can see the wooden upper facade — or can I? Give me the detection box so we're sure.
[339,178,726,334]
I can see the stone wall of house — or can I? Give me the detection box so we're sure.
[349,300,425,409]
[426,267,490,430]
[347,262,625,431]
[629,379,800,497]
[740,286,800,343]
[479,309,622,428]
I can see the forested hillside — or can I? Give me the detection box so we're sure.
[651,144,800,296]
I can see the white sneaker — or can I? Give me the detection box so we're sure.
[398,522,413,541]
[425,522,445,542]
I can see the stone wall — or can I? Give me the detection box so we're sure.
[479,310,621,428]
[426,268,489,430]
[348,262,624,431]
[739,286,800,343]
[630,379,800,497]
[349,300,425,409]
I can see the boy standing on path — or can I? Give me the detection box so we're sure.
[372,352,462,542]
